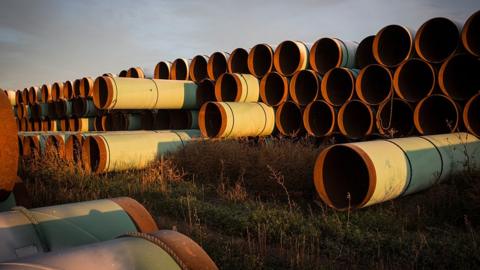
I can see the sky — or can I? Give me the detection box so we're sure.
[0,0,479,90]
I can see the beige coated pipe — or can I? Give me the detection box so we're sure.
[273,40,310,77]
[309,38,357,75]
[170,58,190,80]
[154,61,172,79]
[214,73,259,102]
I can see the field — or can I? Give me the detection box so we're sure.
[21,138,480,269]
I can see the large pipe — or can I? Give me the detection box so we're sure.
[321,67,358,107]
[28,86,40,105]
[199,102,275,138]
[355,64,392,105]
[289,69,322,106]
[275,101,305,136]
[414,94,460,135]
[0,197,158,261]
[373,25,415,67]
[14,90,23,106]
[376,98,414,137]
[309,38,357,75]
[354,35,376,69]
[313,133,480,209]
[40,84,52,103]
[414,17,460,63]
[273,40,309,77]
[0,230,218,270]
[72,78,81,98]
[438,53,480,101]
[207,51,230,80]
[92,76,198,110]
[259,71,289,106]
[20,118,28,132]
[51,82,64,101]
[155,110,171,130]
[461,10,480,57]
[227,48,249,74]
[141,110,156,130]
[196,78,216,106]
[47,102,57,119]
[82,130,200,173]
[169,110,199,130]
[71,97,98,117]
[21,134,46,157]
[189,55,209,83]
[69,117,95,132]
[464,93,480,137]
[154,61,172,79]
[126,67,145,78]
[393,58,435,102]
[0,92,18,202]
[214,73,259,102]
[22,88,29,106]
[30,103,49,120]
[62,80,74,100]
[303,100,336,137]
[119,70,128,77]
[337,100,374,139]
[54,98,72,118]
[79,77,94,98]
[65,133,85,164]
[247,43,275,78]
[170,58,190,80]
[59,118,70,132]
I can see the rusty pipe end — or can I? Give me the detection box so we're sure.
[227,48,249,74]
[198,102,227,138]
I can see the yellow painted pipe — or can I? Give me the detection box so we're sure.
[189,55,209,83]
[51,82,64,101]
[438,53,480,101]
[154,60,172,79]
[464,93,480,137]
[207,51,230,80]
[0,92,18,202]
[337,99,374,139]
[415,17,461,63]
[196,78,216,106]
[169,110,199,130]
[289,69,322,106]
[303,100,336,137]
[393,58,435,102]
[227,48,249,74]
[69,117,95,132]
[28,86,40,105]
[314,132,480,209]
[170,58,190,80]
[199,102,275,138]
[247,43,275,78]
[273,40,310,77]
[82,130,200,173]
[355,64,392,105]
[259,71,289,107]
[275,101,305,136]
[414,94,460,135]
[214,73,259,102]
[373,25,415,67]
[376,98,414,137]
[309,38,357,75]
[92,76,198,110]
[71,97,98,117]
[40,84,52,103]
[62,80,74,100]
[354,35,376,69]
[321,67,358,107]
[462,10,480,57]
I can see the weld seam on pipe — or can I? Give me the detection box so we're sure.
[223,102,236,137]
[418,136,444,185]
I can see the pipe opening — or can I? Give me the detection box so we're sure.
[248,44,273,77]
[321,145,370,209]
[276,41,301,76]
[73,79,81,97]
[190,56,208,82]
[439,54,480,100]
[52,83,63,100]
[304,101,335,137]
[416,17,459,63]
[209,52,228,80]
[217,73,238,101]
[41,85,50,102]
[72,98,85,117]
[377,99,414,137]
[83,137,101,173]
[172,59,188,80]
[228,48,249,74]
[339,100,373,138]
[374,25,412,67]
[465,94,480,136]
[291,70,320,105]
[276,101,303,136]
[202,103,223,137]
[80,77,93,97]
[355,36,376,69]
[415,95,458,134]
[128,67,142,78]
[155,61,171,79]
[169,110,190,129]
[395,59,434,102]
[63,81,74,99]
[311,38,340,75]
[94,115,105,131]
[155,110,171,130]
[93,76,112,109]
[323,68,354,106]
[462,11,480,56]
[260,72,288,106]
[357,65,392,105]
[196,79,216,106]
[119,70,128,77]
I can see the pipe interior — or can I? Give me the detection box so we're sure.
[192,56,208,82]
[229,49,249,73]
[442,55,480,100]
[169,110,189,129]
[251,45,272,77]
[418,18,459,62]
[65,82,73,98]
[467,95,480,136]
[70,118,80,131]
[82,78,91,97]
[73,80,81,97]
[158,62,170,79]
[341,101,372,138]
[307,102,334,136]
[313,38,340,74]
[141,111,155,130]
[398,60,434,101]
[278,41,301,75]
[173,60,188,80]
[355,36,376,69]
[94,77,110,109]
[119,70,127,77]
[360,65,391,104]
[465,12,480,55]
[378,99,413,137]
[196,79,216,106]
[156,110,171,130]
[263,73,286,106]
[376,25,411,66]
[219,74,238,101]
[293,70,319,105]
[72,98,85,116]
[279,102,303,135]
[129,68,140,78]
[204,103,223,137]
[211,53,227,79]
[85,137,100,173]
[417,95,458,134]
[322,145,370,209]
[326,68,353,105]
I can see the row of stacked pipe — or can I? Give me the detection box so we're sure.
[1,10,480,209]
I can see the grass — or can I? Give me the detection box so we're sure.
[20,137,480,269]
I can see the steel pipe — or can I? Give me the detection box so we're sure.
[393,58,435,102]
[321,68,358,107]
[40,84,52,103]
[214,73,259,102]
[127,67,145,78]
[309,38,357,75]
[168,110,199,130]
[303,100,336,137]
[189,55,209,83]
[275,101,305,136]
[170,58,190,80]
[196,79,216,106]
[207,52,230,80]
[355,64,392,105]
[461,10,480,57]
[247,43,275,78]
[373,25,415,67]
[154,61,172,79]
[28,86,40,105]
[227,48,249,74]
[273,40,309,77]
[259,71,289,106]
[376,98,414,137]
[415,17,461,63]
[51,82,64,101]
[63,80,74,100]
[79,77,94,98]
[337,100,374,139]
[414,94,460,135]
[355,35,376,69]
[54,99,72,118]
[438,53,480,101]
[289,69,322,106]
[71,97,98,118]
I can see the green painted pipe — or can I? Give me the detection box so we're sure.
[207,52,230,80]
[71,97,98,118]
[215,73,259,102]
[154,61,172,79]
[0,197,158,262]
[309,38,357,75]
[82,130,201,173]
[92,77,198,110]
[199,102,275,138]
[273,40,310,77]
[314,133,480,209]
[0,230,218,270]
